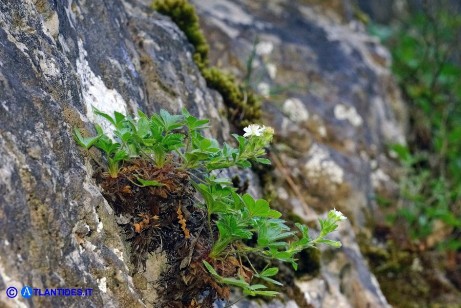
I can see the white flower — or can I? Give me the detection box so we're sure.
[330,208,347,221]
[255,41,274,56]
[243,124,263,137]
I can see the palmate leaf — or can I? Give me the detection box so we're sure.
[216,215,252,240]
[256,219,295,249]
[152,109,184,132]
[242,194,281,218]
[291,223,311,249]
[265,249,298,269]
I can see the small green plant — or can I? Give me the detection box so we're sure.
[75,108,346,299]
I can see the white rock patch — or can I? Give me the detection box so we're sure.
[76,40,128,136]
[371,168,390,188]
[98,277,107,293]
[334,104,363,127]
[283,98,309,123]
[257,82,270,98]
[96,221,103,233]
[266,63,277,79]
[43,11,60,39]
[255,41,274,56]
[304,144,344,185]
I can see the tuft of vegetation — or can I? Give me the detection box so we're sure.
[152,0,209,68]
[370,4,461,252]
[202,67,261,125]
[152,0,261,128]
[75,108,346,305]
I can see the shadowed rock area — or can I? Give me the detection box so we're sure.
[1,0,404,307]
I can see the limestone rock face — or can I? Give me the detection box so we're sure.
[0,0,226,307]
[193,0,405,306]
[1,0,401,307]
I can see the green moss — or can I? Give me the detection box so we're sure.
[152,0,209,68]
[202,67,261,126]
[152,0,261,128]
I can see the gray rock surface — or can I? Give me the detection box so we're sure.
[193,0,404,306]
[0,0,226,307]
[0,0,402,307]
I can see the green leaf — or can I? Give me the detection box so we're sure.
[254,157,271,165]
[183,109,210,130]
[134,175,164,187]
[233,134,246,154]
[245,290,279,297]
[216,215,253,240]
[93,107,116,126]
[236,160,252,168]
[153,109,184,131]
[317,239,342,248]
[209,177,232,185]
[243,194,281,218]
[259,267,278,277]
[113,150,129,162]
[248,284,267,290]
[95,137,120,155]
[257,276,283,286]
[257,219,295,249]
[191,182,213,207]
[113,111,126,127]
[254,268,283,286]
[220,277,251,289]
[203,260,219,276]
[73,128,101,149]
[137,116,151,139]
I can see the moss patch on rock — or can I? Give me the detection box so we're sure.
[152,0,209,68]
[152,0,261,128]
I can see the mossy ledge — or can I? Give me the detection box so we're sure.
[152,0,261,128]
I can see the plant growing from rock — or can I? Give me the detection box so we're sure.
[75,108,346,305]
